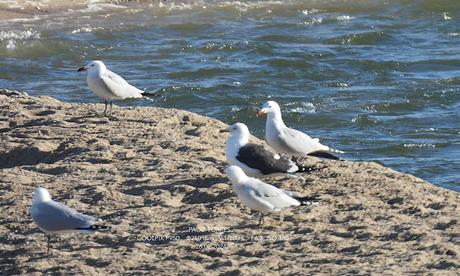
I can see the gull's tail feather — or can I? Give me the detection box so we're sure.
[76,224,110,232]
[292,194,321,206]
[141,91,159,97]
[282,190,320,205]
[308,151,341,160]
[295,163,319,173]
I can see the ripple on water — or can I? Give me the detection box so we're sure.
[326,31,392,45]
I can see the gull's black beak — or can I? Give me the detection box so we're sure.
[219,128,230,133]
[77,67,86,72]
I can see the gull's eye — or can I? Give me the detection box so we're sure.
[91,64,95,67]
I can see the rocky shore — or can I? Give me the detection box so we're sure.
[0,89,459,274]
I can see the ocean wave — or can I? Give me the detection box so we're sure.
[326,31,390,45]
[157,0,286,13]
[363,100,421,113]
[365,142,443,155]
[78,3,126,13]
[298,13,354,26]
[403,143,436,149]
[154,0,394,14]
[351,114,378,126]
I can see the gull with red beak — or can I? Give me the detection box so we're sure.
[78,60,145,116]
[257,100,343,160]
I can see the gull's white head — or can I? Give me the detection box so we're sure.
[257,100,281,116]
[220,123,250,142]
[78,60,106,74]
[33,187,52,203]
[225,165,249,184]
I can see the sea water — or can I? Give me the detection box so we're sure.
[0,0,459,191]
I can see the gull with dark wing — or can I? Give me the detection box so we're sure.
[221,122,315,179]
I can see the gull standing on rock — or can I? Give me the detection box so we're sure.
[221,123,315,179]
[225,165,318,227]
[31,187,108,251]
[257,100,344,160]
[78,60,148,116]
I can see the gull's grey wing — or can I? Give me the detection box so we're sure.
[32,201,95,231]
[246,179,300,208]
[105,70,129,86]
[278,127,329,154]
[99,70,144,99]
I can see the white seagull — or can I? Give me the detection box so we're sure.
[257,100,344,160]
[31,187,108,251]
[225,165,318,226]
[78,60,150,116]
[220,122,315,179]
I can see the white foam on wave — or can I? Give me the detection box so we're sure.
[297,16,323,26]
[230,106,241,112]
[287,102,316,113]
[302,9,320,16]
[336,15,355,21]
[83,2,127,13]
[157,0,289,13]
[0,29,40,41]
[441,12,452,21]
[299,11,354,26]
[0,29,40,50]
[403,143,436,149]
[71,25,104,34]
[415,128,436,133]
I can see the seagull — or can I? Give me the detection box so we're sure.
[31,187,108,252]
[78,60,151,116]
[257,100,343,160]
[220,123,316,179]
[225,165,318,227]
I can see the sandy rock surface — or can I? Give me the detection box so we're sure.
[0,89,459,274]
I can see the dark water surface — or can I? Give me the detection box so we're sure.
[0,0,459,191]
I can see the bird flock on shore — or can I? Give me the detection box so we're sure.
[30,60,344,251]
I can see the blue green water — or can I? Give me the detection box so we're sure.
[0,0,459,191]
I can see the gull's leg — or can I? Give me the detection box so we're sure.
[47,234,51,253]
[104,100,108,116]
[279,213,284,223]
[110,101,113,116]
[258,213,264,227]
